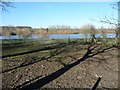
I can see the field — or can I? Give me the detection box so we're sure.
[1,1,120,89]
[1,38,119,89]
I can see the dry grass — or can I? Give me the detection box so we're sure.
[2,27,116,36]
[16,29,32,36]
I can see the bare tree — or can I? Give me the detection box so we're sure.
[89,25,97,43]
[98,1,120,44]
[0,0,14,12]
[82,24,97,43]
[100,27,107,42]
[81,24,91,43]
[91,1,120,45]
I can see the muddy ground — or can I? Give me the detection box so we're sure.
[2,42,119,89]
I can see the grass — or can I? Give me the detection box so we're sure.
[2,37,118,57]
[1,38,83,57]
[2,36,119,89]
[2,40,85,71]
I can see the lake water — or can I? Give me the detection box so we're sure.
[0,33,116,39]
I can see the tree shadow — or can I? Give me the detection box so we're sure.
[1,44,60,59]
[2,43,32,50]
[15,43,114,90]
[2,46,66,73]
[2,42,79,73]
[2,42,76,59]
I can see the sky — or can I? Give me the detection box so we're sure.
[2,2,118,28]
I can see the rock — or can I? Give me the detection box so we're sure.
[83,73,87,76]
[94,73,102,78]
[77,76,82,79]
[41,65,45,69]
[8,71,12,74]
[16,75,19,78]
[25,79,29,82]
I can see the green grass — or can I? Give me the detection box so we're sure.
[2,38,118,57]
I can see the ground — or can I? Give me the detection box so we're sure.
[1,41,119,89]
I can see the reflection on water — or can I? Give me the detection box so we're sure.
[0,33,116,39]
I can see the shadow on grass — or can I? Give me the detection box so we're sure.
[1,42,76,59]
[15,44,114,90]
[2,49,66,73]
[2,42,79,73]
[1,45,59,59]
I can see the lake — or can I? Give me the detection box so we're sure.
[0,33,116,39]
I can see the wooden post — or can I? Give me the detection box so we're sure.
[92,77,101,90]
